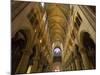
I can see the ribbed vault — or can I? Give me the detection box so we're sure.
[45,3,70,45]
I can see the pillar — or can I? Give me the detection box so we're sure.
[30,46,40,73]
[79,47,93,69]
[69,65,72,71]
[38,64,43,72]
[73,49,82,70]
[71,61,76,70]
[16,49,32,74]
[75,57,82,70]
[30,58,39,73]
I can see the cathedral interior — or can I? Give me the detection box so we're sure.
[11,1,96,74]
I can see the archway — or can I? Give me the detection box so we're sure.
[80,32,96,68]
[11,30,27,74]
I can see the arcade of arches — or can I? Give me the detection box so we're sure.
[11,1,96,74]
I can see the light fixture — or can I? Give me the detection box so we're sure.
[40,39,42,43]
[35,29,36,32]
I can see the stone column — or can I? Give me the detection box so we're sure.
[73,49,82,70]
[71,52,76,70]
[75,57,82,70]
[79,47,93,69]
[67,66,70,71]
[69,65,72,71]
[30,58,39,73]
[30,46,40,73]
[16,49,32,74]
[30,45,40,73]
[38,64,43,72]
[71,61,76,70]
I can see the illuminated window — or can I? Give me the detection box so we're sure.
[74,13,82,30]
[54,48,61,56]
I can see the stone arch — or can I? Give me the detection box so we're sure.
[12,29,34,49]
[80,31,95,49]
[11,29,29,74]
[79,31,96,68]
[11,23,34,73]
[12,30,27,49]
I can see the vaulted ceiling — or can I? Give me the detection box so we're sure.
[45,4,70,45]
[11,1,72,68]
[12,2,96,73]
[40,3,72,65]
